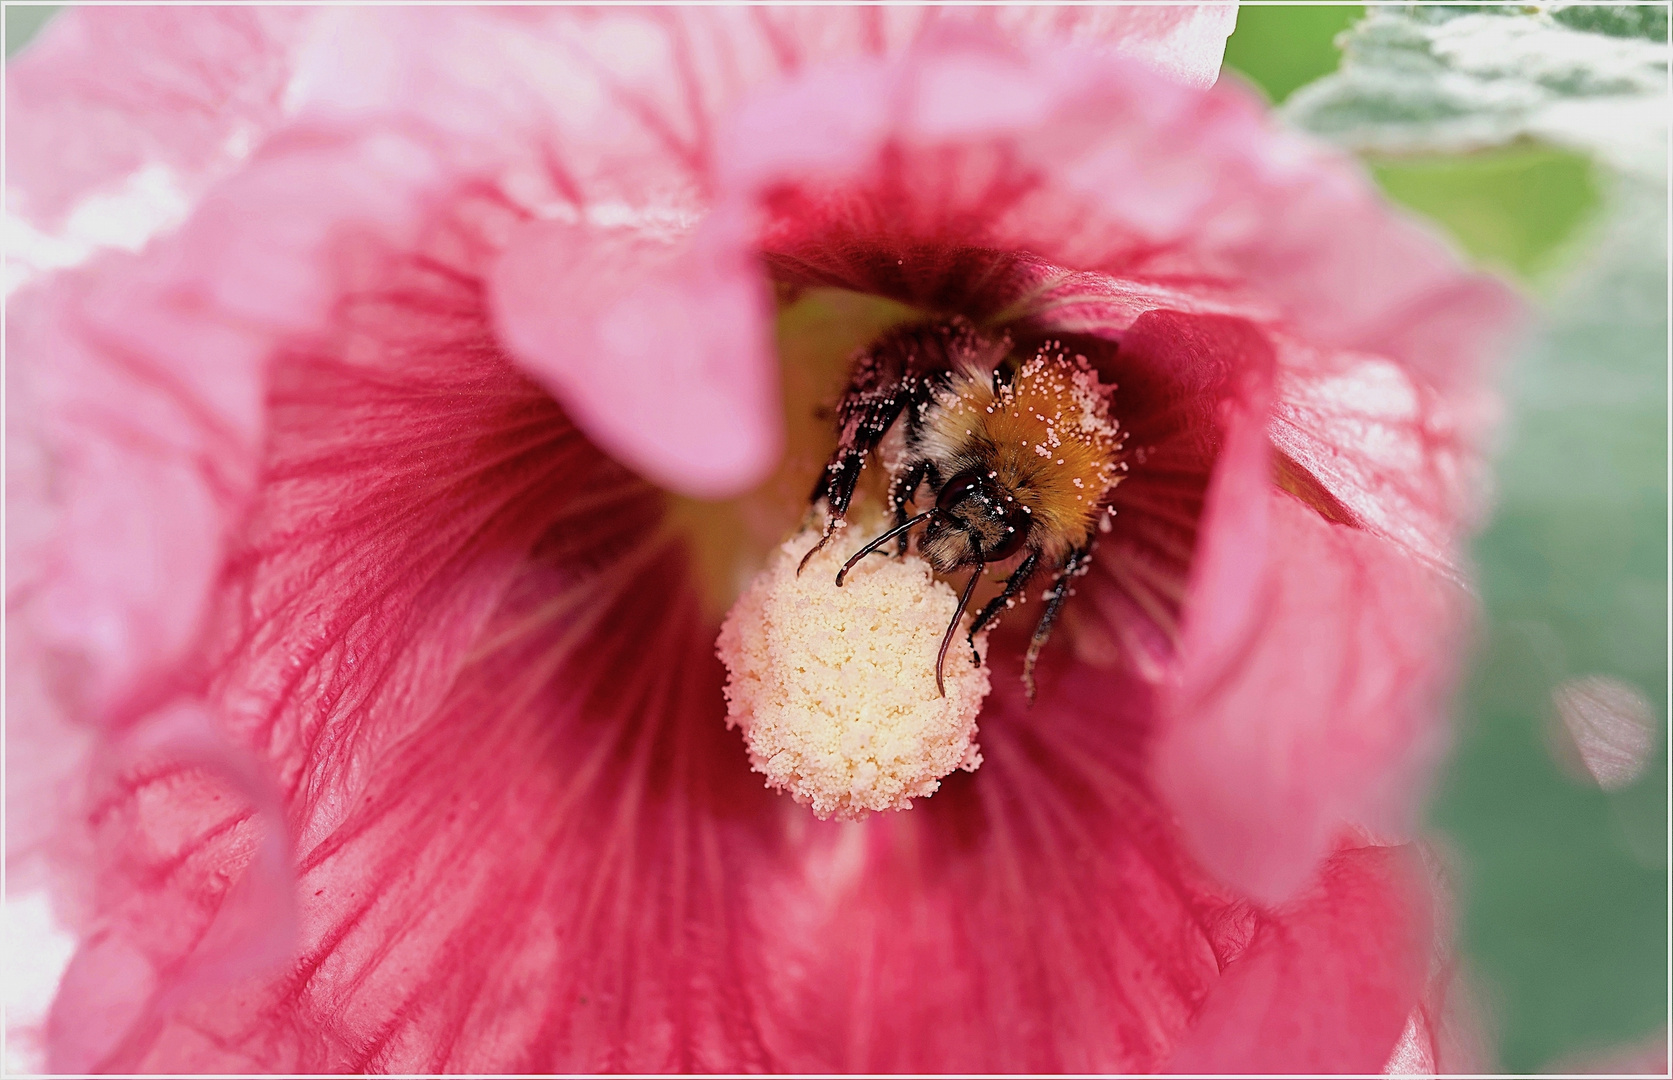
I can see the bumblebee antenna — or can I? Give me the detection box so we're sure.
[936,555,984,697]
[835,510,939,587]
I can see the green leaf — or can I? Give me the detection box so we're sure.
[5,5,60,60]
[1551,3,1670,43]
[1428,163,1668,1072]
[1221,4,1364,103]
[1367,143,1599,281]
[1284,6,1668,178]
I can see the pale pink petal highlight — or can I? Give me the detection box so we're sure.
[6,7,313,227]
[1385,961,1496,1075]
[1271,339,1493,572]
[715,7,1235,90]
[10,87,494,733]
[1550,675,1659,791]
[6,254,268,727]
[1060,4,1239,88]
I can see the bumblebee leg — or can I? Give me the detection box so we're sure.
[798,381,916,574]
[1022,545,1093,703]
[799,320,971,575]
[889,459,936,555]
[966,551,1040,661]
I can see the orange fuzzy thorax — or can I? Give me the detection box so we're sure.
[919,347,1123,562]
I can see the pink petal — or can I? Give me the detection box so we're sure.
[43,252,1251,1072]
[6,7,313,228]
[10,8,1512,1071]
[1105,311,1276,680]
[38,234,1411,1074]
[749,661,1247,1072]
[743,6,1235,89]
[10,47,509,1061]
[6,252,269,727]
[1026,4,1239,88]
[489,213,783,498]
[10,57,488,735]
[1384,960,1495,1075]
[1157,485,1466,902]
[722,33,1519,388]
[47,703,296,1073]
[238,6,1231,498]
[1270,336,1496,572]
[1167,843,1433,1072]
[468,6,1232,495]
[1548,674,1659,791]
[1077,310,1464,904]
[46,253,683,1070]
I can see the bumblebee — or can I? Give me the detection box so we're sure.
[801,318,1125,699]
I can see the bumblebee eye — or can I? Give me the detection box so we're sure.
[935,468,984,513]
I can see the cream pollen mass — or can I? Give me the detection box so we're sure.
[716,523,990,819]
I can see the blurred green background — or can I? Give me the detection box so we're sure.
[7,3,1667,1072]
[4,4,55,58]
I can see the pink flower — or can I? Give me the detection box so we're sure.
[7,7,1521,1073]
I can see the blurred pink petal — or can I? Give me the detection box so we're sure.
[6,5,1525,1074]
[1167,844,1432,1072]
[1158,487,1465,901]
[1549,675,1659,791]
[46,704,295,1073]
[1545,1027,1670,1074]
[490,213,782,497]
[5,8,311,227]
[1383,959,1496,1076]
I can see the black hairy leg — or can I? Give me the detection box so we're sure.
[798,320,982,573]
[1022,544,1093,703]
[889,458,941,555]
[966,550,1042,662]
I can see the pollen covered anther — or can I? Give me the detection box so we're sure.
[716,524,990,820]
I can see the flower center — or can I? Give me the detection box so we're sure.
[716,523,990,819]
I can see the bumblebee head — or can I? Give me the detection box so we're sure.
[920,467,1033,573]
